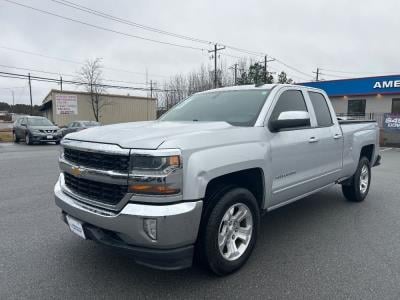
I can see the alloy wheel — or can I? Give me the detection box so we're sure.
[217,203,253,261]
[359,164,369,194]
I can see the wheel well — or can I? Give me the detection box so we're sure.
[360,144,374,162]
[204,168,264,209]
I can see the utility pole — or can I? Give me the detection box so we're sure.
[60,76,63,91]
[313,68,320,81]
[229,63,239,85]
[208,44,225,88]
[11,90,15,114]
[234,63,238,85]
[263,55,275,83]
[28,73,33,115]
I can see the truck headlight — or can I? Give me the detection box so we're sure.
[128,150,182,196]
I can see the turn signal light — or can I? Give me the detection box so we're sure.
[128,184,180,195]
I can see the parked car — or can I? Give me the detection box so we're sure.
[54,84,380,275]
[60,121,101,137]
[13,116,61,145]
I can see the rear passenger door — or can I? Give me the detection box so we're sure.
[306,91,343,185]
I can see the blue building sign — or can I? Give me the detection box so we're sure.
[300,75,400,97]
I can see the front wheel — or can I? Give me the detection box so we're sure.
[25,133,32,145]
[342,157,371,202]
[201,187,260,276]
[13,132,19,143]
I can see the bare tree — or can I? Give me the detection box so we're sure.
[77,58,109,121]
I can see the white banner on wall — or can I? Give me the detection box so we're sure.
[55,94,78,115]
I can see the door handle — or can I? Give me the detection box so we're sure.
[333,133,342,139]
[308,137,318,143]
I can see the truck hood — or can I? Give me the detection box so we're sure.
[65,121,234,149]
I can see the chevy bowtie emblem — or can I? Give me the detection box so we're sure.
[71,166,82,177]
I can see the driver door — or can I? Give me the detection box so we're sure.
[268,88,321,207]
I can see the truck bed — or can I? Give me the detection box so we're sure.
[338,119,377,125]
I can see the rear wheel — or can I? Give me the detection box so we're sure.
[342,157,371,202]
[200,187,260,276]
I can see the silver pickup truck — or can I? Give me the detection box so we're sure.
[55,84,380,275]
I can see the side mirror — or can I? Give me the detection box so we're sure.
[269,111,310,132]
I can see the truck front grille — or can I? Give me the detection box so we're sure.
[64,172,127,205]
[64,148,129,172]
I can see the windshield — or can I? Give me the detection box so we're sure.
[27,118,53,126]
[82,121,100,126]
[160,90,270,126]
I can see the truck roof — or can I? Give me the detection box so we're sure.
[196,83,322,94]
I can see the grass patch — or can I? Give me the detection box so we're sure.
[0,131,13,142]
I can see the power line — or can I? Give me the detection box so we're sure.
[0,46,169,78]
[0,71,181,92]
[3,0,313,81]
[320,68,400,76]
[50,0,213,45]
[267,64,311,82]
[0,64,150,86]
[49,0,267,58]
[317,72,351,79]
[3,0,206,52]
[272,58,314,79]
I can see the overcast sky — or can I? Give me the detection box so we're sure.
[0,0,399,105]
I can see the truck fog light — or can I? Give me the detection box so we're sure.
[143,218,157,240]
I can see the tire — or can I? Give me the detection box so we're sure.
[55,140,60,145]
[25,133,32,145]
[200,187,260,276]
[342,157,371,202]
[13,132,19,143]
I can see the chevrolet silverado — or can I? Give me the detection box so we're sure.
[54,84,380,275]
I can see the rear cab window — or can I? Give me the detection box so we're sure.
[308,91,333,127]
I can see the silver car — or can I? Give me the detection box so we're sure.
[61,121,100,137]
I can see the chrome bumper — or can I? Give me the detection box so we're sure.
[54,175,203,249]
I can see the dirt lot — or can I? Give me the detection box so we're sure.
[0,130,12,142]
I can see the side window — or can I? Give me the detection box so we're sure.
[308,92,333,127]
[392,99,400,113]
[348,99,366,116]
[270,90,308,121]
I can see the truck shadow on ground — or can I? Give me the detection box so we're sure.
[59,185,363,297]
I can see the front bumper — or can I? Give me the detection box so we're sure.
[54,176,203,269]
[30,133,61,142]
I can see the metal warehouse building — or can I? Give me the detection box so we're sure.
[40,90,157,126]
[301,75,400,116]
